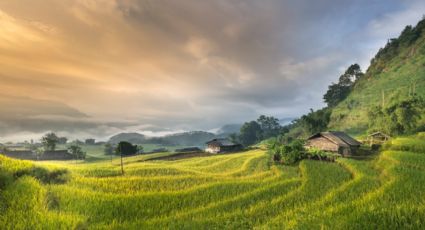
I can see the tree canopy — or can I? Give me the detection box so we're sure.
[368,97,424,135]
[115,141,138,156]
[41,132,59,151]
[323,64,363,107]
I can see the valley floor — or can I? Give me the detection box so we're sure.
[1,133,425,229]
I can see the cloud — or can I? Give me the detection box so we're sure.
[0,0,423,141]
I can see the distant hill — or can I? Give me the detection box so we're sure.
[109,132,146,144]
[329,18,425,134]
[109,131,216,147]
[160,131,216,146]
[216,124,242,136]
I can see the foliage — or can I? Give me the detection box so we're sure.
[368,97,424,135]
[298,108,331,136]
[85,139,96,145]
[68,144,86,160]
[238,121,263,147]
[268,139,305,165]
[257,115,283,139]
[104,143,114,155]
[14,167,70,184]
[329,17,425,132]
[324,64,363,107]
[115,141,138,156]
[41,132,59,151]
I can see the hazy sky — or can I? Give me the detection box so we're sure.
[0,0,424,141]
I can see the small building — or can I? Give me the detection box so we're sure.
[2,150,35,160]
[305,131,361,156]
[1,149,74,161]
[366,132,390,145]
[205,138,243,154]
[41,150,74,160]
[175,147,203,153]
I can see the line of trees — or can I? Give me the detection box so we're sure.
[230,115,288,147]
[368,96,424,135]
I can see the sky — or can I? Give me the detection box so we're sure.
[0,0,424,142]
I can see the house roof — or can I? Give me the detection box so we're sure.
[308,131,361,147]
[206,138,239,146]
[368,132,390,138]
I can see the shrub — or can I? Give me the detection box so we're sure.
[14,167,70,184]
[268,139,306,165]
[0,170,13,190]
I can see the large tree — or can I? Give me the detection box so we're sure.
[299,108,331,136]
[239,121,262,147]
[68,144,86,160]
[324,64,363,107]
[41,132,59,151]
[257,115,282,139]
[115,141,138,156]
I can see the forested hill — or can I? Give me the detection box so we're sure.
[328,18,425,134]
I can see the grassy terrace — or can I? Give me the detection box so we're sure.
[1,133,425,229]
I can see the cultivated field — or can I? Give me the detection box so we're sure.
[1,134,425,229]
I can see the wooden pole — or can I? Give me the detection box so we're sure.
[120,144,124,175]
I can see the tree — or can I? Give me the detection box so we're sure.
[299,108,331,136]
[115,141,137,175]
[35,147,44,161]
[57,137,68,145]
[85,139,96,145]
[229,133,239,144]
[368,97,424,135]
[41,132,59,151]
[239,121,262,147]
[104,143,114,155]
[257,115,282,139]
[136,145,144,154]
[68,144,86,160]
[115,141,138,156]
[324,64,363,107]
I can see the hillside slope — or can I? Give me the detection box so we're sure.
[329,18,425,134]
[1,133,425,228]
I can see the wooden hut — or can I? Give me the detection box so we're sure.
[366,132,390,145]
[205,139,243,154]
[305,131,361,156]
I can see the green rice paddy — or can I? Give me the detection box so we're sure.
[1,133,425,229]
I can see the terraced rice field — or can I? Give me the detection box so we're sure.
[1,133,425,229]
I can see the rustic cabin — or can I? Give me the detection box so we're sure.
[2,150,35,160]
[305,131,362,156]
[205,138,243,154]
[366,132,390,144]
[41,150,74,160]
[1,150,74,161]
[175,147,202,153]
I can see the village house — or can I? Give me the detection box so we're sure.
[205,138,243,154]
[304,131,362,156]
[366,132,391,145]
[1,149,74,161]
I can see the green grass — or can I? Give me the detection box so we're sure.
[1,134,425,229]
[328,24,425,134]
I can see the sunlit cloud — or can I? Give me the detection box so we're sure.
[0,0,423,142]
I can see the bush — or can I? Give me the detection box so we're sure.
[14,167,70,184]
[268,139,305,165]
[0,170,13,190]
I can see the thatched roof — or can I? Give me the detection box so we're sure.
[308,131,361,147]
[206,138,239,147]
[368,132,390,138]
